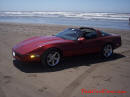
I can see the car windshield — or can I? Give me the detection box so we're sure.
[55,28,79,40]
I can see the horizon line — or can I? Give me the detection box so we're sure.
[0,10,130,14]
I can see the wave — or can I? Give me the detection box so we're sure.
[0,11,130,21]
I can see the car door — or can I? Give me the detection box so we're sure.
[80,29,102,54]
[59,29,84,56]
[62,39,84,56]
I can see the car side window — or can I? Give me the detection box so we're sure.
[84,29,97,39]
[101,31,110,36]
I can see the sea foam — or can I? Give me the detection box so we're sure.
[0,11,130,21]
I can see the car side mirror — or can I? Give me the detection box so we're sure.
[78,37,85,41]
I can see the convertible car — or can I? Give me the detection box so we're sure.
[12,27,121,67]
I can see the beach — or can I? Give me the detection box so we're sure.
[0,22,130,97]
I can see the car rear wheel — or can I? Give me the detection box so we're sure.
[41,48,61,67]
[102,44,113,58]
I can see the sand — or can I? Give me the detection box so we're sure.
[0,22,130,97]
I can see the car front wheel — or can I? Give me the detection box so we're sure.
[41,48,61,67]
[102,44,113,58]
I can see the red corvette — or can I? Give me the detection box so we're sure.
[12,27,121,67]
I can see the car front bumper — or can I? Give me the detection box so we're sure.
[12,51,41,62]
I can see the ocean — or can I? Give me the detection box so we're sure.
[0,11,130,30]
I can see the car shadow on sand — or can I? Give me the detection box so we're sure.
[13,53,125,73]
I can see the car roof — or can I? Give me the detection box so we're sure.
[79,27,96,31]
[68,27,96,31]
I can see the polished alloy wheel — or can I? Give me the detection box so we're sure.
[103,44,113,58]
[47,51,60,66]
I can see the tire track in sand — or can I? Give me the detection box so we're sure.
[58,50,130,97]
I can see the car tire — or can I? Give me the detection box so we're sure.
[41,48,61,67]
[102,44,113,58]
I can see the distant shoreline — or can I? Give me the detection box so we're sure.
[0,21,130,31]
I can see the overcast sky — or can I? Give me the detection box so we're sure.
[0,0,130,13]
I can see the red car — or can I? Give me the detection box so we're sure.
[12,27,121,67]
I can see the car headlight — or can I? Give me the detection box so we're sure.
[13,51,15,56]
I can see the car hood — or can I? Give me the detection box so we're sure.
[13,36,64,55]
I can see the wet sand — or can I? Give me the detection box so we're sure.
[0,22,130,97]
